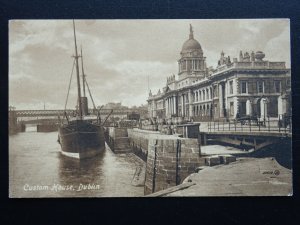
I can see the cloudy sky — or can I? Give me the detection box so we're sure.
[9,19,290,110]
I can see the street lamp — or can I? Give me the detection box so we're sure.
[262,98,267,126]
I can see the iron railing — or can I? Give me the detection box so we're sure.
[207,116,291,134]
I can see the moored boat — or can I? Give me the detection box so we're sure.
[58,20,106,159]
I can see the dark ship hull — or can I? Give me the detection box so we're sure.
[58,120,105,159]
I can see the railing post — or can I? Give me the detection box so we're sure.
[289,116,292,133]
[258,118,261,131]
[229,120,230,131]
[223,119,225,131]
[218,120,219,131]
[249,118,251,132]
[234,119,236,131]
[268,116,270,132]
[279,118,281,133]
[214,120,215,131]
[208,120,210,132]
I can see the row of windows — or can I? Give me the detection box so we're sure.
[179,59,203,71]
[240,80,282,94]
[193,104,211,116]
[193,88,212,102]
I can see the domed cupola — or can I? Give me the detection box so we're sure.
[178,24,207,79]
[180,24,203,57]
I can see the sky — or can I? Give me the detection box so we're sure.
[9,19,290,110]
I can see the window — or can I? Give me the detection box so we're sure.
[182,60,186,70]
[206,89,209,100]
[274,80,281,93]
[286,78,291,87]
[241,81,247,94]
[230,102,234,116]
[199,91,202,101]
[257,81,264,93]
[240,102,246,116]
[203,90,206,100]
[229,81,233,94]
[213,85,217,97]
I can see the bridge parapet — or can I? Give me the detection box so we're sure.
[14,109,147,117]
[206,118,291,136]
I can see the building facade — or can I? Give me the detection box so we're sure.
[148,25,291,122]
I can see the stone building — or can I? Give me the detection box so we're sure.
[148,25,291,122]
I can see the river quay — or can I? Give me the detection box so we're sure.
[105,127,288,196]
[147,157,292,197]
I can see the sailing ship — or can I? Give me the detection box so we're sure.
[58,20,107,159]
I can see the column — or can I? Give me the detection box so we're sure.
[170,97,173,116]
[168,98,170,116]
[219,83,224,117]
[170,98,172,116]
[188,90,193,118]
[165,98,168,117]
[182,95,185,117]
[173,96,176,116]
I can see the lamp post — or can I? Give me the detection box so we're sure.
[262,98,267,126]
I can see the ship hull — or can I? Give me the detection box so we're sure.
[58,120,105,159]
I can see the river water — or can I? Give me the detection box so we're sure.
[9,130,145,198]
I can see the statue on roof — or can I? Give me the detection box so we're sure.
[189,24,194,39]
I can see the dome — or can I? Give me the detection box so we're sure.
[181,38,202,52]
[181,24,203,54]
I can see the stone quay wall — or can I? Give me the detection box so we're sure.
[144,138,205,195]
[106,128,206,195]
[105,127,131,153]
[127,129,154,161]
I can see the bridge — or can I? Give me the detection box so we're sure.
[14,108,147,117]
[198,119,291,152]
[9,108,148,133]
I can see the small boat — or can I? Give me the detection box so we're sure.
[58,20,107,159]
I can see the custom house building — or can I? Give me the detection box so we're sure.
[147,25,291,123]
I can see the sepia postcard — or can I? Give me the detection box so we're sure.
[9,19,292,198]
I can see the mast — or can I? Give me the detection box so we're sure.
[80,47,86,97]
[72,20,83,120]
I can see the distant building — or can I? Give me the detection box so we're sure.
[102,102,128,109]
[148,25,291,121]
